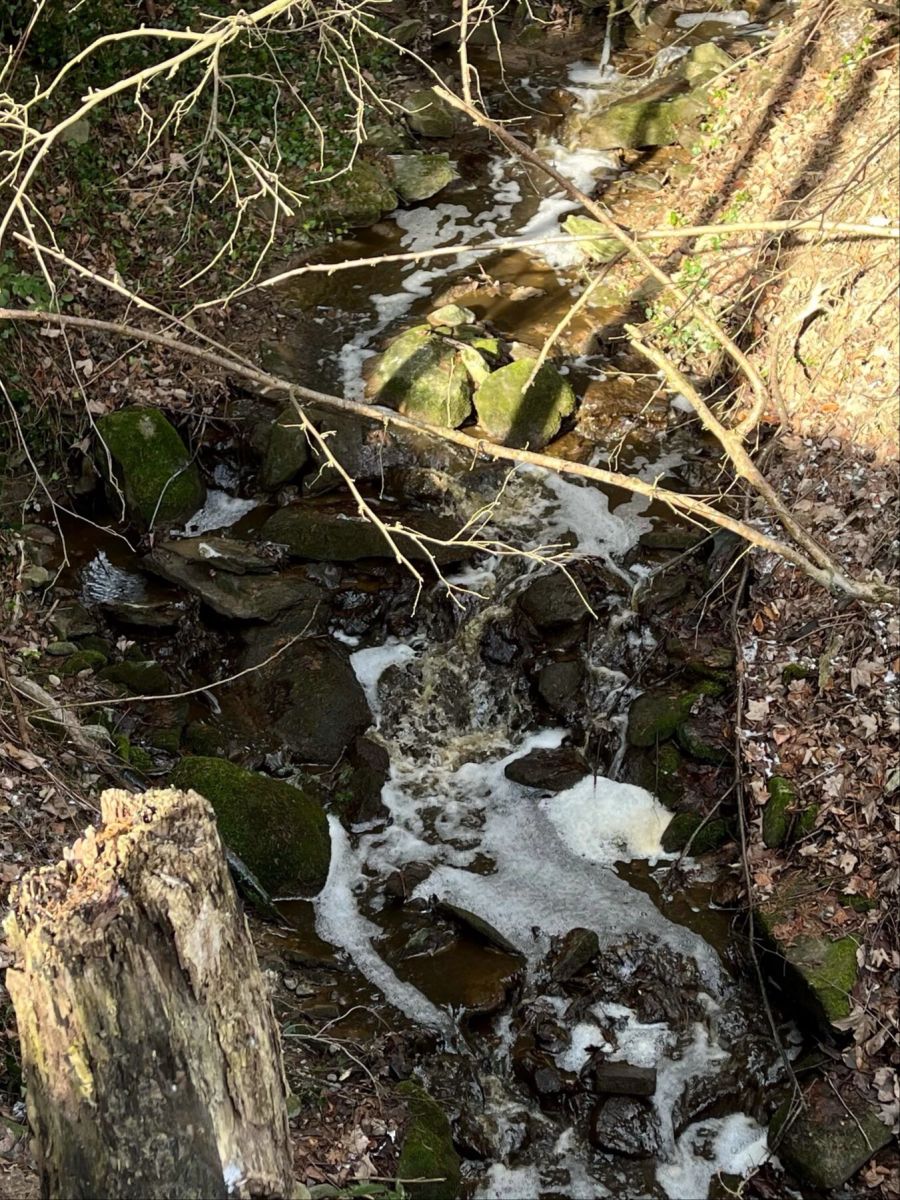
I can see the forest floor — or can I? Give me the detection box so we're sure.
[1,0,898,1196]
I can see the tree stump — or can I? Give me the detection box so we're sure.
[4,788,294,1200]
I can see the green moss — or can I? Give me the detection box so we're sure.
[764,777,817,847]
[170,756,331,897]
[676,716,730,764]
[183,721,226,756]
[96,407,205,526]
[770,1087,892,1189]
[782,661,816,685]
[77,635,113,657]
[59,649,107,676]
[661,811,730,854]
[839,892,877,913]
[114,735,153,772]
[146,726,181,754]
[397,1082,461,1200]
[627,681,722,748]
[797,936,859,1023]
[98,660,170,694]
[629,742,684,809]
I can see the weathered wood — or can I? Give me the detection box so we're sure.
[4,788,294,1200]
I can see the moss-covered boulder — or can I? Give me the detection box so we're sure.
[368,325,474,427]
[770,1079,892,1190]
[474,359,576,449]
[59,649,107,676]
[661,812,730,855]
[260,505,474,567]
[763,776,818,848]
[578,88,710,150]
[676,715,731,764]
[260,406,309,490]
[98,659,171,694]
[757,880,860,1027]
[683,42,733,86]
[390,153,457,202]
[397,1082,461,1200]
[170,756,331,897]
[404,89,456,138]
[96,407,205,527]
[627,742,684,810]
[309,160,398,229]
[627,681,721,747]
[563,215,622,263]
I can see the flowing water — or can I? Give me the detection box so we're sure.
[70,7,798,1195]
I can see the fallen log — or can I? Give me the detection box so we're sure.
[4,787,294,1200]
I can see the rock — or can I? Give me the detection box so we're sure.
[512,1045,571,1101]
[426,304,475,329]
[683,42,733,86]
[96,407,205,527]
[98,660,171,695]
[626,742,684,810]
[546,927,599,982]
[661,812,730,855]
[517,571,591,628]
[147,546,320,622]
[49,603,96,639]
[404,89,456,138]
[504,746,589,792]
[591,1061,657,1097]
[626,681,721,747]
[183,721,226,757]
[385,862,432,902]
[329,736,390,828]
[59,650,107,676]
[390,154,457,203]
[577,88,710,150]
[45,641,78,657]
[562,215,622,263]
[639,526,706,551]
[311,160,397,228]
[473,360,576,450]
[757,880,860,1026]
[396,1082,461,1200]
[170,756,330,897]
[591,1097,662,1158]
[763,776,817,848]
[536,659,585,717]
[367,325,474,428]
[260,505,475,567]
[676,715,731,764]
[389,17,427,46]
[770,1079,892,1190]
[260,406,309,489]
[20,564,50,589]
[151,536,282,575]
[239,635,372,763]
[435,901,523,958]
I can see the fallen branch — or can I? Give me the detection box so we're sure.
[1,306,894,604]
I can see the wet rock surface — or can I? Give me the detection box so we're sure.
[504,746,589,792]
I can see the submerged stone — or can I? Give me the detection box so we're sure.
[474,359,576,449]
[390,154,458,202]
[396,1082,461,1200]
[170,756,330,897]
[96,407,205,527]
[770,1080,892,1190]
[404,89,457,138]
[368,325,474,428]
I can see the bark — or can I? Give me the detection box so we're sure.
[4,787,294,1200]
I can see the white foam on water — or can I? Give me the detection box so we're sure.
[181,490,257,536]
[314,815,455,1036]
[475,1163,543,1200]
[675,8,749,25]
[525,464,653,563]
[540,776,672,864]
[558,1020,612,1073]
[656,1113,770,1199]
[350,639,418,712]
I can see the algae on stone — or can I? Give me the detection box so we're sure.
[404,89,456,138]
[770,1083,892,1190]
[96,407,205,526]
[578,89,709,150]
[98,660,171,695]
[473,359,576,449]
[170,756,331,897]
[661,812,730,855]
[390,154,457,202]
[563,215,622,263]
[627,681,721,747]
[397,1082,461,1200]
[368,325,474,427]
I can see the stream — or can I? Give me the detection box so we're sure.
[64,5,801,1196]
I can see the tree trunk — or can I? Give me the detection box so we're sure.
[3,787,294,1200]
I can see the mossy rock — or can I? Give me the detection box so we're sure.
[114,735,154,773]
[404,89,456,138]
[59,649,107,676]
[308,160,398,229]
[77,635,113,657]
[782,661,816,685]
[627,742,684,810]
[627,681,721,748]
[170,756,331,897]
[676,715,731,765]
[368,325,475,427]
[389,154,457,203]
[45,640,78,657]
[98,660,171,695]
[183,720,227,757]
[683,42,733,85]
[397,1082,461,1200]
[260,406,309,490]
[96,407,205,527]
[562,215,622,263]
[473,359,576,450]
[145,726,181,754]
[770,1081,892,1190]
[579,88,710,150]
[757,881,860,1026]
[661,812,730,855]
[763,777,818,848]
